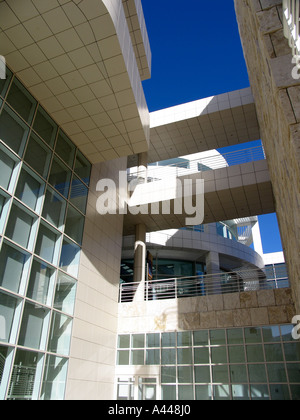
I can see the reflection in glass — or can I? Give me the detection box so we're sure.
[74,150,91,185]
[15,167,44,212]
[47,311,72,356]
[24,133,52,178]
[0,147,17,191]
[0,292,19,342]
[64,205,84,245]
[42,187,66,230]
[35,222,60,265]
[33,105,57,147]
[5,203,35,249]
[59,238,80,278]
[53,271,77,315]
[55,130,75,168]
[40,355,68,400]
[0,105,29,155]
[26,258,55,305]
[48,157,71,199]
[0,242,30,293]
[6,78,36,124]
[18,302,49,350]
[69,175,88,214]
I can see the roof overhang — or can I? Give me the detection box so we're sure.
[0,0,150,163]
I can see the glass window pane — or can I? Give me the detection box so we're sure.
[212,365,229,383]
[42,187,66,230]
[0,345,12,399]
[177,347,192,365]
[40,355,68,400]
[24,133,52,178]
[195,385,212,400]
[18,301,49,350]
[270,384,290,400]
[33,106,57,147]
[230,365,248,383]
[0,105,29,155]
[74,150,91,185]
[194,347,209,364]
[48,157,71,198]
[15,167,44,212]
[213,384,230,400]
[195,366,210,383]
[70,175,88,214]
[7,349,42,400]
[231,384,249,400]
[131,350,144,365]
[246,345,264,362]
[287,363,300,383]
[146,333,160,348]
[245,327,262,343]
[0,291,20,343]
[262,326,281,343]
[162,332,176,347]
[0,67,12,98]
[177,331,191,347]
[178,366,193,383]
[284,342,300,362]
[53,271,77,315]
[132,334,144,348]
[281,324,294,341]
[264,344,283,362]
[178,385,193,400]
[248,364,267,383]
[26,258,55,305]
[0,146,17,191]
[59,238,80,278]
[161,385,176,400]
[211,346,227,363]
[118,335,130,349]
[5,202,35,249]
[250,384,269,400]
[0,242,30,293]
[6,77,36,124]
[64,205,85,245]
[210,329,226,345]
[267,363,287,383]
[55,130,75,168]
[35,222,60,265]
[47,311,72,356]
[291,385,300,400]
[117,350,129,365]
[161,348,176,365]
[193,330,208,346]
[227,328,243,345]
[161,366,176,383]
[146,349,160,365]
[228,345,245,363]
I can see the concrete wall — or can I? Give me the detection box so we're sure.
[234,0,300,313]
[65,157,126,400]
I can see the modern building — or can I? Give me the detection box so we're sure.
[0,0,299,400]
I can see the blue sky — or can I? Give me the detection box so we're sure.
[140,0,283,254]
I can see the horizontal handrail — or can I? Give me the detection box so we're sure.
[119,267,289,302]
[128,145,266,183]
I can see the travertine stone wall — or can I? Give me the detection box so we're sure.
[65,157,126,400]
[118,289,295,333]
[234,0,300,312]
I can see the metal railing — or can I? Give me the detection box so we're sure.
[127,145,266,183]
[283,0,300,58]
[119,268,289,303]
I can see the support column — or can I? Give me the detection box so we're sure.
[133,223,146,301]
[137,151,148,184]
[205,251,222,294]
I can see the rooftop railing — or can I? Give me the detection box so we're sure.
[283,0,300,59]
[119,268,289,303]
[128,145,266,183]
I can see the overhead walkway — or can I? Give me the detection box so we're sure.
[123,145,275,235]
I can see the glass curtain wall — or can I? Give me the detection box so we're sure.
[0,68,91,400]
